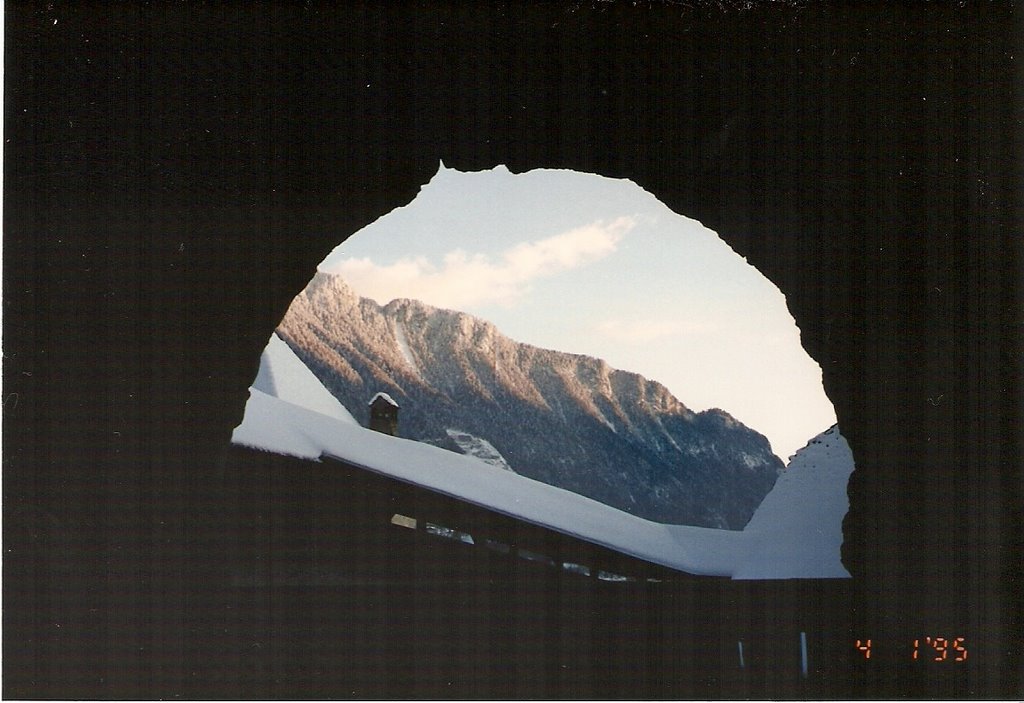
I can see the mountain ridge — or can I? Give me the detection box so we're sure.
[277,271,783,528]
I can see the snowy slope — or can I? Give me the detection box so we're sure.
[250,333,357,424]
[232,383,854,579]
[731,425,853,579]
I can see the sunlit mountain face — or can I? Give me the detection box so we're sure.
[316,164,836,463]
[275,271,784,529]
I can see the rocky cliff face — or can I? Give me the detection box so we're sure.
[276,272,782,528]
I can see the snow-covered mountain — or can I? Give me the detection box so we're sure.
[274,272,783,529]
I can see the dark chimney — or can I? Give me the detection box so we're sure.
[367,392,400,435]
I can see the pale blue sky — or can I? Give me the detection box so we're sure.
[318,164,836,460]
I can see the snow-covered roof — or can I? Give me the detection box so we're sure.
[234,388,745,576]
[251,334,357,424]
[734,424,852,579]
[234,335,853,579]
[368,391,399,408]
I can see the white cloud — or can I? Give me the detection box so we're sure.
[324,217,634,309]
